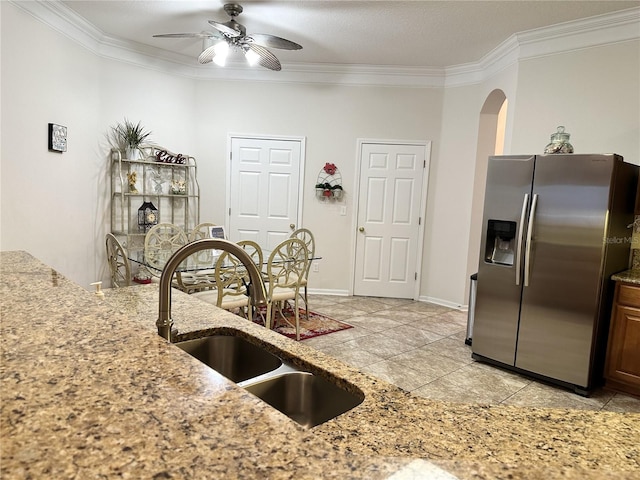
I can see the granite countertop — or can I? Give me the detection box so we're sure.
[2,251,639,479]
[612,269,640,285]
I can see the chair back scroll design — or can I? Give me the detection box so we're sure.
[237,240,264,270]
[106,233,131,288]
[188,222,218,242]
[187,222,219,270]
[144,223,188,276]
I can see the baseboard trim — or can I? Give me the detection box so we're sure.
[419,295,466,311]
[309,289,468,311]
[307,288,350,297]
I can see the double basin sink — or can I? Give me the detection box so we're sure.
[175,334,364,428]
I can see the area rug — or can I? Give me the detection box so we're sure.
[253,303,353,340]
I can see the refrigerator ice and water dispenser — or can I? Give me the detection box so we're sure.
[484,220,517,266]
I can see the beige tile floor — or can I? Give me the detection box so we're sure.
[302,294,640,413]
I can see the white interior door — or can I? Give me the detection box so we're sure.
[228,136,304,251]
[354,142,429,298]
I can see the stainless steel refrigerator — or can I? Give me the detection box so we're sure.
[472,154,638,394]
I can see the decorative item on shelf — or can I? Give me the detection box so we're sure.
[156,149,187,164]
[149,167,166,194]
[544,126,574,154]
[137,201,158,232]
[315,163,344,200]
[48,123,67,153]
[126,172,138,193]
[171,179,186,195]
[111,118,152,161]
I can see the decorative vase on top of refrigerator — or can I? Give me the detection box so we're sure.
[472,154,638,395]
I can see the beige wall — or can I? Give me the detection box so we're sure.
[431,64,521,305]
[1,3,102,286]
[192,81,444,293]
[511,40,640,164]
[1,5,198,288]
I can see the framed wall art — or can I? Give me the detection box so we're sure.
[48,123,67,152]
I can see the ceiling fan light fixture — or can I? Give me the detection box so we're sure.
[212,40,229,66]
[244,47,260,66]
[154,3,302,71]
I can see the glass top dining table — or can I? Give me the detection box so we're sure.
[127,244,319,275]
[128,248,242,275]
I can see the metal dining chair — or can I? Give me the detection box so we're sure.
[265,238,309,341]
[144,223,191,291]
[188,222,219,242]
[289,228,315,320]
[191,249,253,321]
[181,222,221,291]
[105,233,131,287]
[237,239,268,282]
[144,223,188,272]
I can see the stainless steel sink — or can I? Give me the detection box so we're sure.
[243,371,364,428]
[176,334,364,427]
[175,335,282,383]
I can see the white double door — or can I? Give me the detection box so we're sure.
[353,141,429,299]
[228,136,304,251]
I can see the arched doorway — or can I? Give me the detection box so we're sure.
[465,89,507,298]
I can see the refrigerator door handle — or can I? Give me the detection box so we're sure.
[515,193,529,286]
[524,193,538,287]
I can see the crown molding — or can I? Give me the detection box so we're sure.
[516,6,640,60]
[444,35,522,88]
[8,1,640,88]
[444,7,640,87]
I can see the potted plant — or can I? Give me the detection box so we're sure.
[112,118,152,160]
[331,184,343,199]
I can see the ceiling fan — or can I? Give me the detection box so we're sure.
[153,3,302,71]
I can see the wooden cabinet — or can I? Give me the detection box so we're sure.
[604,282,640,397]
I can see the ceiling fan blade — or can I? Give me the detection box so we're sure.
[208,20,241,38]
[248,44,282,71]
[249,33,302,50]
[198,45,217,64]
[153,32,218,39]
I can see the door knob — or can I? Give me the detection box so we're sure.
[290,224,295,229]
[359,227,365,232]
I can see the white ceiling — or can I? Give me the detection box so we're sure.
[62,0,640,69]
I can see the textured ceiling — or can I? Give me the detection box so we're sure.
[62,1,640,68]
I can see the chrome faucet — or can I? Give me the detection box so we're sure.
[157,238,268,341]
